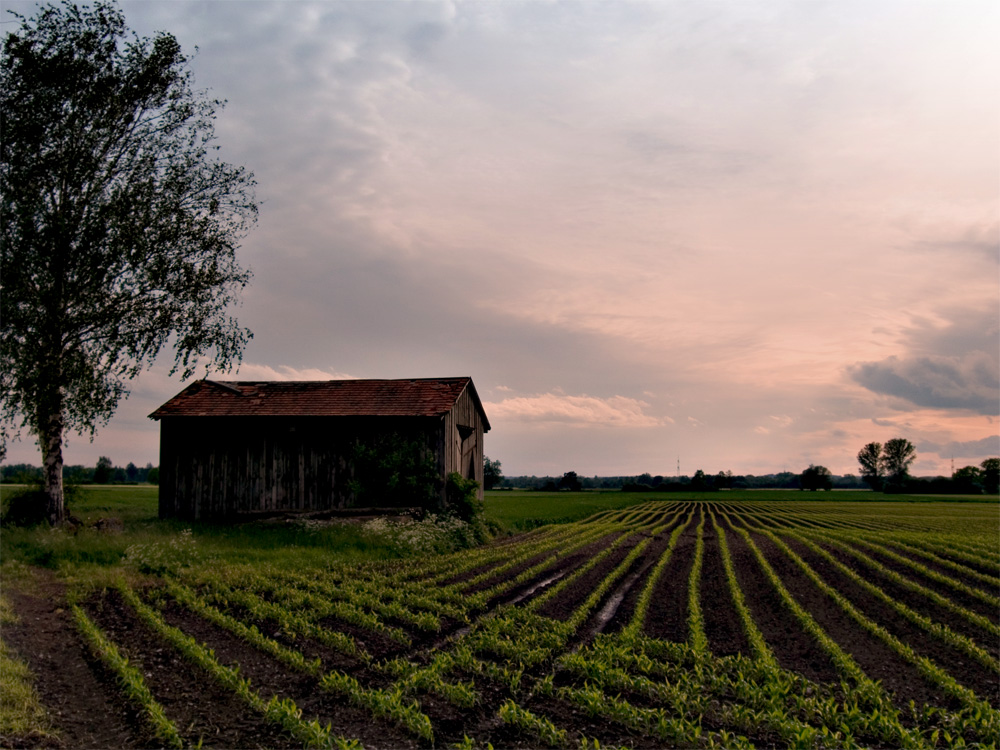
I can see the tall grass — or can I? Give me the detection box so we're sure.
[0,485,410,574]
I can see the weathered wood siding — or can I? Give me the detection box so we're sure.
[159,416,440,520]
[443,385,486,500]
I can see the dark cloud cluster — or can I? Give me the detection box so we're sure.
[918,435,1000,461]
[850,352,999,415]
[850,306,1000,416]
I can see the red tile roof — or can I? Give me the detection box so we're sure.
[149,377,489,430]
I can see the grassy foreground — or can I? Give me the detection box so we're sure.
[3,485,993,577]
[1,486,651,578]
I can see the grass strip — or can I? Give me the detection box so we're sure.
[686,507,708,654]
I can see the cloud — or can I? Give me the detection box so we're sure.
[903,220,999,263]
[234,363,357,381]
[918,435,1000,460]
[850,352,999,415]
[483,392,664,428]
[754,415,793,435]
[3,0,994,482]
[850,305,1000,416]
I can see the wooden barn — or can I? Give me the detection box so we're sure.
[149,377,490,520]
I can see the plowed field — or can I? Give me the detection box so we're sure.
[4,500,999,748]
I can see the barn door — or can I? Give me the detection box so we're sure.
[458,425,477,481]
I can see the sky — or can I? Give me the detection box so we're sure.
[4,0,999,478]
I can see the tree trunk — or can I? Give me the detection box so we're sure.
[39,401,65,526]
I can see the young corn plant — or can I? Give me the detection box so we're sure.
[319,669,435,742]
[686,508,709,655]
[72,606,184,749]
[498,699,567,748]
[116,581,349,749]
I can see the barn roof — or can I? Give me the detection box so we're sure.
[149,377,490,430]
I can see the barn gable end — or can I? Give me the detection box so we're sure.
[150,377,490,520]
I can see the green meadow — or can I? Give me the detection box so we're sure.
[3,485,993,577]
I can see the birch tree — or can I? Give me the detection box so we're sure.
[1,1,257,524]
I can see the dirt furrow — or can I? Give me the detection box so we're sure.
[813,537,1000,661]
[535,534,641,622]
[723,524,840,683]
[700,520,751,657]
[750,531,955,709]
[2,582,144,750]
[778,537,1000,706]
[850,541,1000,620]
[148,590,420,748]
[642,511,699,642]
[600,515,687,636]
[84,589,299,749]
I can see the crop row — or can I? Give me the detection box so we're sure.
[73,500,998,748]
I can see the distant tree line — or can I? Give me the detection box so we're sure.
[857,438,999,495]
[496,470,869,492]
[492,441,1000,496]
[1,458,158,485]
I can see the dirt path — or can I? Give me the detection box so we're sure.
[1,575,145,749]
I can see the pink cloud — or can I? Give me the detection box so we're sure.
[483,392,665,428]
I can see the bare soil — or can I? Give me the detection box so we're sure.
[748,530,954,709]
[723,525,841,683]
[641,512,699,642]
[1,577,145,750]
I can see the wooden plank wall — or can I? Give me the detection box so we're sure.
[159,416,441,520]
[442,386,486,500]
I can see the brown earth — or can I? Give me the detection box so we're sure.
[819,538,1000,662]
[1,577,145,750]
[699,521,751,657]
[722,523,842,683]
[641,510,699,642]
[747,530,955,709]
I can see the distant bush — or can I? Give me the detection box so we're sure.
[1,484,80,527]
[800,465,833,491]
[1,488,49,527]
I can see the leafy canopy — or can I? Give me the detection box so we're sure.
[0,0,257,455]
